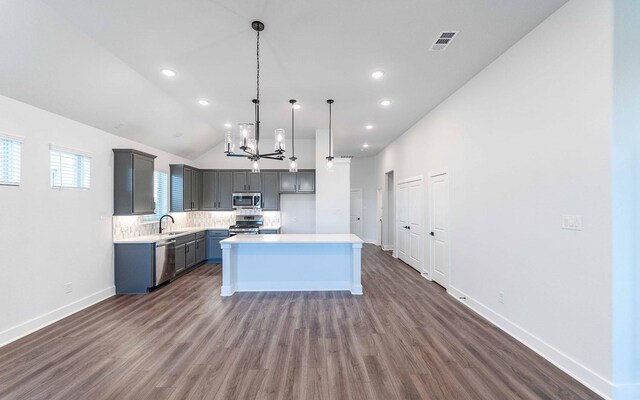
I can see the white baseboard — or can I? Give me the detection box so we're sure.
[0,286,116,347]
[447,285,612,399]
[382,245,393,251]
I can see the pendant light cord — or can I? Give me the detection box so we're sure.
[256,30,260,102]
[292,104,295,157]
[328,101,332,158]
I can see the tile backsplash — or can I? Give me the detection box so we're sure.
[112,211,281,241]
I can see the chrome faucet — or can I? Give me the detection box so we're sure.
[159,214,175,234]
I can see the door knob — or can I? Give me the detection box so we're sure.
[430,232,434,236]
[407,226,411,230]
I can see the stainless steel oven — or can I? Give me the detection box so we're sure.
[232,192,261,209]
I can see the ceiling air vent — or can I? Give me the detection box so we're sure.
[340,155,354,159]
[429,31,459,51]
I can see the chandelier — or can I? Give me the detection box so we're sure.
[224,21,287,172]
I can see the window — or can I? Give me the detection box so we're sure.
[50,145,91,189]
[0,134,22,186]
[144,171,169,222]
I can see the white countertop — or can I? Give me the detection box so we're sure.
[221,234,363,245]
[114,225,280,244]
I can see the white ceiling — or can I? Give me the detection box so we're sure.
[0,0,567,159]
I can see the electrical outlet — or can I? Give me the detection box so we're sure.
[65,282,73,294]
[562,214,583,231]
[498,291,505,304]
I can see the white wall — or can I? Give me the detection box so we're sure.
[365,0,613,396]
[350,157,378,243]
[193,137,316,170]
[280,194,316,233]
[315,129,350,234]
[0,94,190,346]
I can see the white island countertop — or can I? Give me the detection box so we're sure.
[221,234,363,245]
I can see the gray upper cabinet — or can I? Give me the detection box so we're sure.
[279,172,297,193]
[233,171,261,192]
[279,170,315,194]
[202,171,234,210]
[170,165,201,212]
[113,149,157,216]
[261,172,279,210]
[297,170,315,193]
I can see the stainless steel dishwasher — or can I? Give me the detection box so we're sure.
[155,239,176,286]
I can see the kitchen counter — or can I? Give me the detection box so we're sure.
[220,233,363,297]
[113,225,281,244]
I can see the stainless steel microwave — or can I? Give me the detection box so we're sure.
[232,192,261,209]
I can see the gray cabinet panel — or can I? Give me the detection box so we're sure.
[202,171,217,210]
[184,167,193,211]
[248,172,261,192]
[206,230,228,261]
[233,171,247,192]
[279,172,297,193]
[175,243,186,273]
[113,149,157,216]
[186,242,196,268]
[297,170,315,193]
[132,154,155,214]
[196,238,206,263]
[114,243,154,294]
[192,169,202,210]
[217,172,233,210]
[261,172,279,210]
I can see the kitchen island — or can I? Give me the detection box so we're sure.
[219,234,363,296]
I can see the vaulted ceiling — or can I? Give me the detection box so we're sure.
[0,0,567,159]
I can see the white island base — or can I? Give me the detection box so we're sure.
[220,234,363,296]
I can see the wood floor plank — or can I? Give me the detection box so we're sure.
[0,245,602,400]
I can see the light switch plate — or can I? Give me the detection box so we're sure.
[562,214,583,231]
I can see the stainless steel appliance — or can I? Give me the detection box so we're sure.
[232,192,262,209]
[229,213,263,236]
[155,239,176,285]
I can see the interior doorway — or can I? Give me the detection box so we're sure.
[397,177,424,272]
[429,171,450,289]
[383,171,395,252]
[376,188,383,246]
[350,189,363,238]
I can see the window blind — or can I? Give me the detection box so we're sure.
[50,146,91,189]
[0,135,22,186]
[144,171,168,221]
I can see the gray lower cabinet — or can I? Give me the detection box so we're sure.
[259,229,280,234]
[261,172,279,210]
[279,170,315,193]
[196,238,206,263]
[185,242,196,268]
[175,243,186,273]
[113,149,157,216]
[206,230,229,262]
[114,243,154,294]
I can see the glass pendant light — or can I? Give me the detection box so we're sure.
[326,99,335,168]
[289,99,298,173]
[252,160,260,173]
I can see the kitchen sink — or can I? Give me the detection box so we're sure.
[162,231,188,237]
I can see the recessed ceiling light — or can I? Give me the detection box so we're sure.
[365,124,373,130]
[198,99,209,106]
[161,68,176,77]
[371,70,385,79]
[292,104,301,110]
[224,123,232,128]
[380,99,391,107]
[363,144,369,148]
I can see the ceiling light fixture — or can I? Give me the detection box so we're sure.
[326,99,335,169]
[292,103,301,110]
[380,99,391,107]
[365,124,373,130]
[371,70,385,79]
[289,99,298,173]
[224,21,288,168]
[224,123,232,128]
[198,99,209,106]
[161,68,176,77]
[363,143,369,148]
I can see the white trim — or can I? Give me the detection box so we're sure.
[49,143,93,158]
[448,285,612,399]
[397,174,423,185]
[0,132,25,142]
[0,286,115,348]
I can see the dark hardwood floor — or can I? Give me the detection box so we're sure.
[0,244,601,400]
